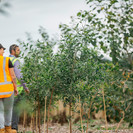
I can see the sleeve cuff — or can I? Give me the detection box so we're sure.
[22,83,29,90]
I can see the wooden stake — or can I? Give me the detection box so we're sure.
[86,103,91,133]
[36,109,38,132]
[102,87,108,131]
[32,114,35,133]
[79,96,83,133]
[69,102,72,133]
[38,99,41,133]
[47,87,54,133]
[30,114,33,132]
[44,96,47,133]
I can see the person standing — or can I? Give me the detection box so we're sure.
[9,44,29,132]
[0,44,18,133]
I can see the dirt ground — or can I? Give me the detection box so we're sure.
[18,121,133,133]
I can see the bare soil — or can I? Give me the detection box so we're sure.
[18,121,133,133]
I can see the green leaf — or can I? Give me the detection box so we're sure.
[77,12,81,17]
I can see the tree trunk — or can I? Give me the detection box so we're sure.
[102,87,108,131]
[115,103,131,132]
[86,92,98,133]
[23,110,26,133]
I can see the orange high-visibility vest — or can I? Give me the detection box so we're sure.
[0,56,14,98]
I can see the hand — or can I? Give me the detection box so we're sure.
[14,89,18,96]
[25,89,30,94]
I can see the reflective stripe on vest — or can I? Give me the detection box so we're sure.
[0,91,13,95]
[0,56,14,98]
[3,57,7,82]
[0,81,12,85]
[10,57,19,66]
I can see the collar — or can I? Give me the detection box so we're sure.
[9,55,15,58]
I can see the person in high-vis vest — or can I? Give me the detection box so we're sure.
[9,44,29,132]
[0,44,18,133]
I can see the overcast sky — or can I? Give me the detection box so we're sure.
[0,0,88,56]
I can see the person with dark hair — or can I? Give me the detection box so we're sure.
[0,44,18,133]
[9,44,29,132]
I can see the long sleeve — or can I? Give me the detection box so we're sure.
[14,60,28,90]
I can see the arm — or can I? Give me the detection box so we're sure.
[9,68,18,96]
[14,60,29,91]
